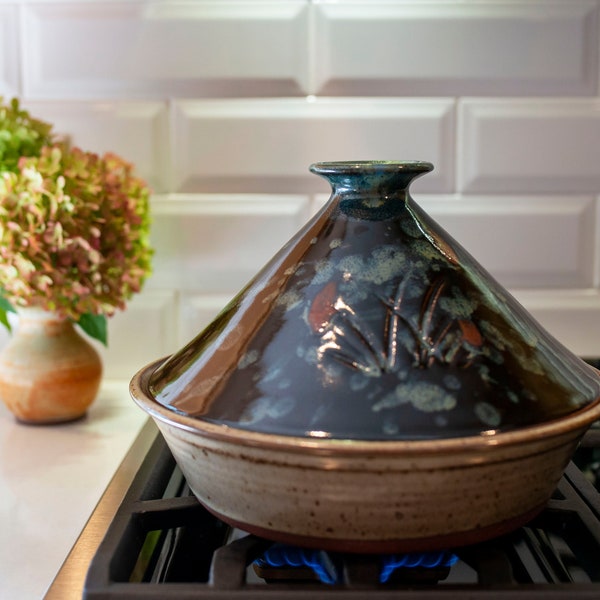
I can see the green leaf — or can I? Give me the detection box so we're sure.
[0,308,11,332]
[0,293,16,332]
[0,97,54,173]
[76,313,108,346]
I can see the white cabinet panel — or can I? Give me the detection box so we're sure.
[149,194,311,293]
[459,99,600,194]
[178,293,235,348]
[95,290,178,381]
[180,289,600,359]
[419,195,596,289]
[22,101,169,192]
[513,290,600,357]
[0,5,19,97]
[313,1,598,96]
[22,2,309,98]
[172,98,455,193]
[309,194,597,289]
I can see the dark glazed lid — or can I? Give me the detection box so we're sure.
[148,161,600,440]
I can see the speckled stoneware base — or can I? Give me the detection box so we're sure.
[148,161,600,441]
[132,358,600,553]
[206,504,545,554]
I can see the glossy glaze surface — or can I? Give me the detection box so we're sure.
[149,161,600,440]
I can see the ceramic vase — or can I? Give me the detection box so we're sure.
[0,307,102,424]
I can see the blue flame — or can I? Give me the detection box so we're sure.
[380,551,459,583]
[255,544,339,584]
[256,545,459,585]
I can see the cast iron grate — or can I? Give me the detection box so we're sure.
[83,427,600,599]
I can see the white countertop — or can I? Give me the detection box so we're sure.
[0,381,148,600]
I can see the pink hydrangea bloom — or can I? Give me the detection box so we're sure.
[0,145,152,320]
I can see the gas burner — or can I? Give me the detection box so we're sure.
[251,545,458,585]
[82,429,600,599]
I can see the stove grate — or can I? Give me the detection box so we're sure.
[83,429,600,599]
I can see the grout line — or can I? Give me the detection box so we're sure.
[306,0,318,96]
[16,1,26,99]
[592,195,600,289]
[454,97,463,196]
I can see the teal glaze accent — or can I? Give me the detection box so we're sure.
[149,162,600,440]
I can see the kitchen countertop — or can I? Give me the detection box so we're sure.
[0,381,147,600]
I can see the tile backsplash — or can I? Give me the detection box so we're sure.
[1,0,600,379]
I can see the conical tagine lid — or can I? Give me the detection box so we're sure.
[149,161,600,440]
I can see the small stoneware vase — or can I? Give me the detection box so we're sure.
[0,307,102,424]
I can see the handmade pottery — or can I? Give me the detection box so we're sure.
[0,308,102,424]
[131,161,600,551]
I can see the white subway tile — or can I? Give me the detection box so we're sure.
[512,289,600,357]
[596,196,600,288]
[308,193,597,289]
[94,290,178,381]
[175,198,600,358]
[0,5,19,97]
[22,2,309,99]
[21,101,169,192]
[313,1,598,96]
[178,289,600,359]
[178,293,235,348]
[418,195,597,289]
[459,99,600,193]
[148,194,312,294]
[172,98,455,193]
[9,0,600,368]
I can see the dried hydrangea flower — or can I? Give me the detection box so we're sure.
[0,144,153,335]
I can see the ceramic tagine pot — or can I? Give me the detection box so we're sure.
[131,161,600,553]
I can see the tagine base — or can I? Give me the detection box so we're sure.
[201,501,546,554]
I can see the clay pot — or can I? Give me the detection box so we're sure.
[130,161,600,551]
[0,308,102,424]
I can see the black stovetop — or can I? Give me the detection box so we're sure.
[82,425,600,599]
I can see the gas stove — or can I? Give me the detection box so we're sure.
[45,354,600,600]
[47,422,600,599]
